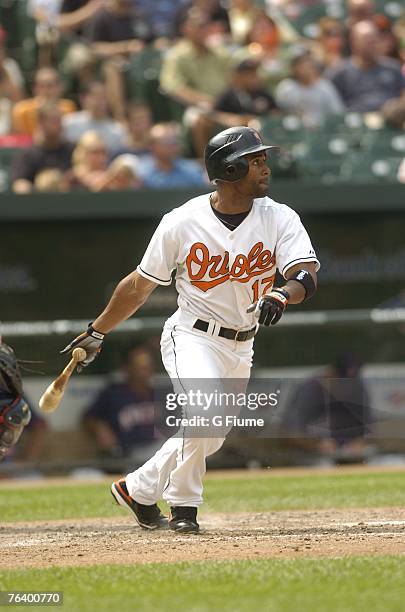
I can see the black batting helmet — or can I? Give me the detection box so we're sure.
[204,126,278,183]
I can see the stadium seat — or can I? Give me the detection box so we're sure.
[299,132,353,181]
[364,128,405,157]
[321,114,347,134]
[286,3,328,38]
[260,115,307,147]
[345,155,402,182]
[374,0,403,19]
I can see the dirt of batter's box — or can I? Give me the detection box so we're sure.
[1,508,405,568]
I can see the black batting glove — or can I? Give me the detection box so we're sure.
[60,324,105,372]
[247,288,290,326]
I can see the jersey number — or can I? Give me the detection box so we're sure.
[252,275,275,302]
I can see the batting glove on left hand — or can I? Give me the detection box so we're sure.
[247,288,289,326]
[60,324,105,372]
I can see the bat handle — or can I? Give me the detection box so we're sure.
[56,348,86,387]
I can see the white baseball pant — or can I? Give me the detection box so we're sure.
[125,310,254,507]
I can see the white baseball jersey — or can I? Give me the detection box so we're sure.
[137,193,320,330]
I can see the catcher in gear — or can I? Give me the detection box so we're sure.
[0,339,31,460]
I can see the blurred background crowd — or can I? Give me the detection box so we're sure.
[0,0,404,193]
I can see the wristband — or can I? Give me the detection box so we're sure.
[270,288,290,306]
[87,323,105,340]
[287,269,316,300]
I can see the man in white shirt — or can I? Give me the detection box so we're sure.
[276,47,344,128]
[62,126,320,533]
[62,80,127,151]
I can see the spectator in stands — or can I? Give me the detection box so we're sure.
[69,130,109,191]
[83,0,145,120]
[195,58,279,144]
[393,16,405,70]
[84,0,144,53]
[83,343,160,465]
[0,26,24,136]
[0,27,24,99]
[134,122,208,188]
[275,48,344,128]
[56,1,104,95]
[374,14,402,62]
[103,155,143,190]
[281,352,373,466]
[60,42,97,101]
[346,0,375,30]
[215,58,278,118]
[312,17,345,70]
[70,131,142,191]
[326,21,405,113]
[58,0,103,34]
[237,11,291,89]
[11,102,74,194]
[227,0,262,45]
[135,0,193,41]
[112,102,153,157]
[29,0,64,66]
[382,94,405,128]
[62,81,127,151]
[175,0,230,42]
[34,168,70,192]
[12,67,76,137]
[159,7,232,156]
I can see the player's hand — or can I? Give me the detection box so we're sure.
[247,289,289,326]
[60,324,105,372]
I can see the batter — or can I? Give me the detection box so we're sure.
[62,126,320,533]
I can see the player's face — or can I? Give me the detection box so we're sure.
[240,152,271,197]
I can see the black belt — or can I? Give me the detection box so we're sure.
[193,319,256,342]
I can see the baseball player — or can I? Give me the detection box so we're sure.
[62,126,320,533]
[0,338,31,461]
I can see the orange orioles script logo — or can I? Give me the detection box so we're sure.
[186,242,276,291]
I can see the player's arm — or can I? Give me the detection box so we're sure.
[248,262,318,327]
[281,262,318,305]
[93,270,157,333]
[61,270,158,370]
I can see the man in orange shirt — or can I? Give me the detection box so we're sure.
[12,67,76,136]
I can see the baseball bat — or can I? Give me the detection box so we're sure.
[39,348,87,413]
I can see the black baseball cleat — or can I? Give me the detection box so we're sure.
[111,479,168,530]
[169,506,199,533]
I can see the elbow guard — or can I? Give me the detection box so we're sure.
[288,269,316,300]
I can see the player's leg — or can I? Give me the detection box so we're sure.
[161,329,253,530]
[121,328,253,532]
[124,327,228,510]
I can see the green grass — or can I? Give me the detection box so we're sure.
[1,557,405,612]
[1,470,405,522]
